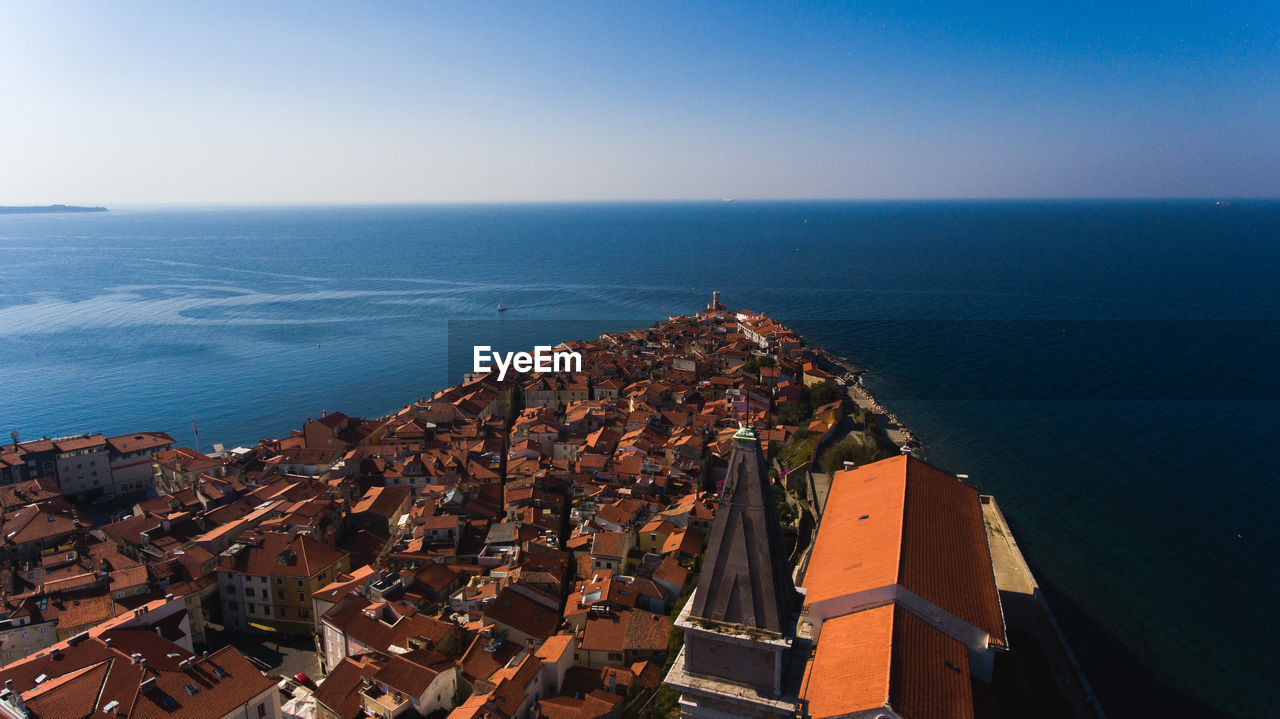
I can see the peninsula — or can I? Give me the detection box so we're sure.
[0,292,1100,719]
[0,203,108,214]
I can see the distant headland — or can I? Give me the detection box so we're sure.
[0,204,108,214]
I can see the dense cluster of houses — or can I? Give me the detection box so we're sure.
[0,295,861,719]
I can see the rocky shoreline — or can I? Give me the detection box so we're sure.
[807,345,921,449]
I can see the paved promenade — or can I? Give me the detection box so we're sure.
[983,496,1107,719]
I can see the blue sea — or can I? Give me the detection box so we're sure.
[1,201,1277,717]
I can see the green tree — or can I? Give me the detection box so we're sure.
[821,436,884,474]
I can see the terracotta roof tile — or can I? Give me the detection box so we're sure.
[899,458,1005,644]
[105,432,175,455]
[483,587,558,641]
[2,632,273,719]
[579,610,669,653]
[889,606,975,719]
[220,530,347,579]
[459,633,522,683]
[313,655,381,719]
[372,649,453,698]
[800,604,893,717]
[803,455,1004,645]
[323,596,454,652]
[588,532,629,560]
[537,690,623,719]
[23,660,108,719]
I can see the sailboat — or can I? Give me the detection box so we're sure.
[497,302,508,313]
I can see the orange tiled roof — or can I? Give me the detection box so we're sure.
[578,609,668,653]
[105,432,175,454]
[314,654,382,719]
[801,603,975,719]
[589,532,629,559]
[459,632,523,683]
[372,649,453,698]
[2,632,274,719]
[483,587,558,641]
[802,455,1005,644]
[800,604,893,717]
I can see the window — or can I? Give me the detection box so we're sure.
[278,590,285,600]
[276,577,283,585]
[298,593,305,602]
[297,580,303,587]
[257,703,267,718]
[248,604,255,614]
[608,652,622,660]
[245,588,255,597]
[299,609,309,619]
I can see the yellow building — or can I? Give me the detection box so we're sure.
[217,530,350,634]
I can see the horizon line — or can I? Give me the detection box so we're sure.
[8,196,1276,209]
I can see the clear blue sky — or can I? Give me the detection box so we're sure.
[1,1,1276,202]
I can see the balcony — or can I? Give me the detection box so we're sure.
[360,681,409,718]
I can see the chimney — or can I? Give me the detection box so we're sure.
[104,637,112,647]
[843,461,856,470]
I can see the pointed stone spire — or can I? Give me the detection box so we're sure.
[690,424,798,634]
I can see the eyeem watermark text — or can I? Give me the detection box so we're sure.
[473,345,582,381]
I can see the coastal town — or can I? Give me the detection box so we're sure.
[0,293,1093,719]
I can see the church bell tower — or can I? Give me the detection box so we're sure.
[664,424,804,718]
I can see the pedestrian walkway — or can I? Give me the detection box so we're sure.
[983,497,1106,719]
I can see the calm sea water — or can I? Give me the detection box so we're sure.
[1,202,1277,716]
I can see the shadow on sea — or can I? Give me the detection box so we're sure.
[1035,580,1238,719]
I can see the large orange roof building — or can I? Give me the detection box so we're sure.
[797,454,1006,718]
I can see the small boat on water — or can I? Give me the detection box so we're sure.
[497,303,508,313]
